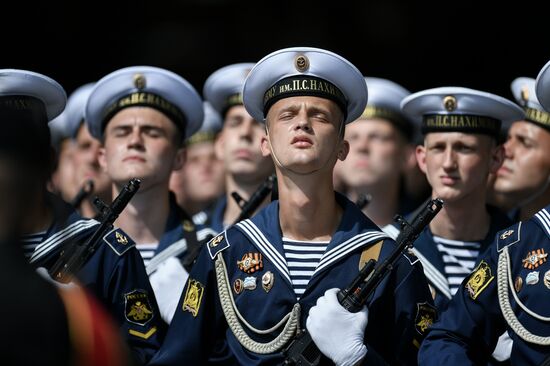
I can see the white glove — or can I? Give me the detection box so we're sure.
[306,288,368,366]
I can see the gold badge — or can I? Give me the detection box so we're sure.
[237,253,263,274]
[210,234,224,248]
[500,230,514,240]
[514,276,523,293]
[544,270,550,289]
[443,95,457,112]
[415,302,437,335]
[182,220,195,232]
[116,231,129,245]
[522,249,548,269]
[134,73,146,89]
[182,278,205,317]
[233,279,243,294]
[295,55,310,73]
[465,260,494,300]
[262,271,274,292]
[124,290,154,326]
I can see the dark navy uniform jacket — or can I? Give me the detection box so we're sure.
[405,206,511,312]
[150,193,434,365]
[29,195,166,365]
[145,196,216,323]
[419,205,550,365]
[145,196,216,275]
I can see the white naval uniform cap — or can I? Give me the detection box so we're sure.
[185,101,223,147]
[0,69,66,121]
[511,77,550,131]
[64,82,95,138]
[401,87,525,137]
[361,77,415,138]
[203,63,255,116]
[85,66,204,141]
[242,47,368,124]
[535,60,550,113]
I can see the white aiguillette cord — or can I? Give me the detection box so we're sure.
[214,252,300,354]
[497,246,550,345]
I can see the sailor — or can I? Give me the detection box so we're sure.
[149,47,434,365]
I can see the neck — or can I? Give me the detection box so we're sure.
[519,185,550,221]
[429,191,490,241]
[223,173,270,227]
[114,183,170,245]
[349,179,400,227]
[278,170,341,241]
[181,198,209,216]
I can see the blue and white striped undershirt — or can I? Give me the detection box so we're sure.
[21,231,47,259]
[137,243,159,267]
[433,235,481,295]
[282,237,329,299]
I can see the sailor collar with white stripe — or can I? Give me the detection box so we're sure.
[233,192,389,285]
[533,206,550,240]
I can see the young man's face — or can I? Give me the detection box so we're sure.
[73,123,111,194]
[336,118,407,189]
[99,106,184,190]
[170,140,225,205]
[416,132,502,203]
[215,105,273,183]
[493,121,550,204]
[262,96,348,175]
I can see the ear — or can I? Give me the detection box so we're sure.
[98,147,108,172]
[415,144,428,175]
[489,144,504,174]
[260,134,272,157]
[214,132,225,161]
[337,139,350,161]
[172,147,186,171]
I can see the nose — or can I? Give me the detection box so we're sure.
[294,109,311,132]
[127,128,145,149]
[442,147,457,171]
[239,118,255,141]
[503,138,514,159]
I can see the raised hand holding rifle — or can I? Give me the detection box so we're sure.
[48,178,141,283]
[284,198,444,366]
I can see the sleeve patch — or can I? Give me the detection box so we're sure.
[465,260,494,300]
[182,278,205,317]
[124,289,154,326]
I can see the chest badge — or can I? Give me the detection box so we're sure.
[526,271,540,285]
[262,271,274,292]
[243,276,257,291]
[544,270,550,289]
[237,252,263,273]
[522,249,548,269]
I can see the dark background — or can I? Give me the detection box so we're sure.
[2,0,549,100]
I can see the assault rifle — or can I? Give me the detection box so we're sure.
[49,178,141,283]
[283,198,444,365]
